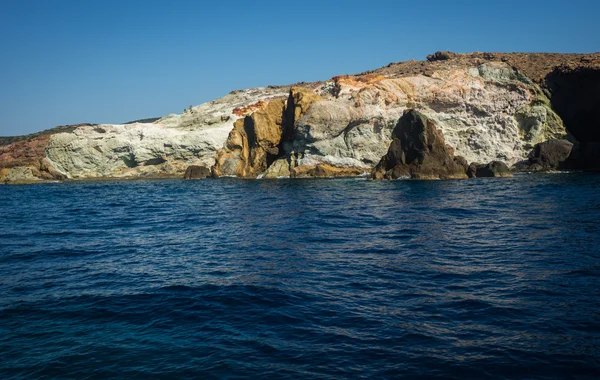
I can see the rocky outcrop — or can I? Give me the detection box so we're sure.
[44,123,230,179]
[371,110,468,179]
[212,88,325,178]
[0,135,60,183]
[213,98,287,178]
[2,52,599,183]
[212,59,571,180]
[292,61,568,173]
[467,161,513,178]
[515,139,574,171]
[1,86,290,183]
[427,51,457,62]
[183,165,211,179]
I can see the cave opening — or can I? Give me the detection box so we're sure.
[545,67,600,143]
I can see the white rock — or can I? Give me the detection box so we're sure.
[45,87,290,179]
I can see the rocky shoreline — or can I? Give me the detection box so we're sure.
[2,51,599,184]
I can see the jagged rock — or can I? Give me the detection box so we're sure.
[466,163,477,178]
[213,88,324,178]
[515,92,567,147]
[371,110,468,180]
[213,98,286,177]
[468,161,513,178]
[183,165,211,179]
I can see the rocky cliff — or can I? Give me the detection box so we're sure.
[2,52,599,183]
[1,86,289,183]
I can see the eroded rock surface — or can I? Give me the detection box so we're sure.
[2,52,598,183]
[213,88,324,178]
[211,59,571,180]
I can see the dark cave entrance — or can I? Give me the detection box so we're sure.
[545,67,600,143]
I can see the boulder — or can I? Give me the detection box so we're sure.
[513,139,573,171]
[183,165,211,179]
[263,159,291,178]
[371,110,468,180]
[427,51,457,61]
[528,139,573,170]
[468,161,513,178]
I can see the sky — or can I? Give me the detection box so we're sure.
[0,0,598,136]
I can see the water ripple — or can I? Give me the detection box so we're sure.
[0,174,599,379]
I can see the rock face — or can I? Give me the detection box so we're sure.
[2,52,599,183]
[212,98,287,178]
[213,59,572,180]
[371,110,467,179]
[0,135,61,183]
[183,165,211,179]
[212,88,325,178]
[1,86,289,183]
[467,161,513,178]
[44,123,230,179]
[4,167,41,184]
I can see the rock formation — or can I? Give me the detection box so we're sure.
[1,86,289,183]
[371,110,468,179]
[212,88,326,178]
[183,165,211,179]
[514,139,574,171]
[1,51,599,183]
[467,161,513,178]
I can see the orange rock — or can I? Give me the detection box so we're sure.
[291,164,366,178]
[214,88,324,178]
[232,100,268,117]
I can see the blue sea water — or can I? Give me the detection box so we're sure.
[1,174,600,379]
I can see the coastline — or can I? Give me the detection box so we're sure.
[1,51,599,184]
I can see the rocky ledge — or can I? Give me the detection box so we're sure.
[2,52,599,184]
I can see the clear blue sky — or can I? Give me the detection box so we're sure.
[0,0,598,136]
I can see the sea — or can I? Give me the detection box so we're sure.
[1,174,599,379]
